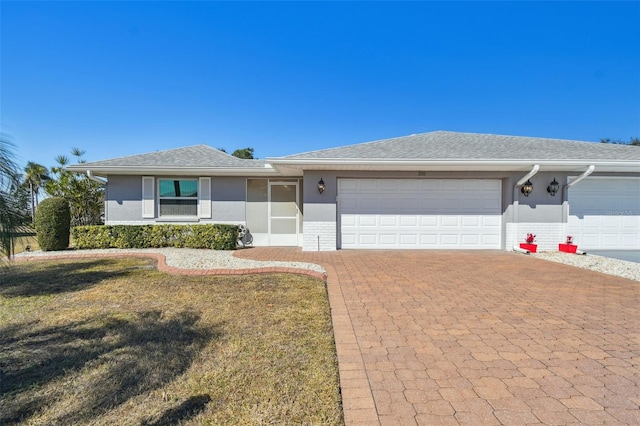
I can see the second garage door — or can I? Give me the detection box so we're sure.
[337,179,502,249]
[568,177,640,250]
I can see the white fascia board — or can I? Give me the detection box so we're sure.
[66,165,280,177]
[266,158,640,173]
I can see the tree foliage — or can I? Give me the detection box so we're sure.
[231,147,255,159]
[34,197,70,251]
[22,161,50,222]
[218,147,256,159]
[600,137,640,146]
[0,134,28,258]
[45,148,104,226]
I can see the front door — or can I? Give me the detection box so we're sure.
[269,182,299,246]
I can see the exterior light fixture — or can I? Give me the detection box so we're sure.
[317,178,325,194]
[520,179,533,197]
[547,178,559,196]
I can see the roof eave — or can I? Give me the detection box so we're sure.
[66,165,280,177]
[266,158,640,173]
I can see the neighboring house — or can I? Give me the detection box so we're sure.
[68,131,640,253]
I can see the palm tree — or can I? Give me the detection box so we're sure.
[23,161,50,222]
[0,134,26,258]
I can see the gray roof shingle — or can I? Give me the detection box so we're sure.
[77,145,266,168]
[278,131,640,161]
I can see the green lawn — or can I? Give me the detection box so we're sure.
[0,258,343,425]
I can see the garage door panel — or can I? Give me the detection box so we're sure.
[358,216,377,227]
[568,178,640,250]
[342,214,356,226]
[342,234,356,245]
[359,234,376,245]
[379,234,397,245]
[420,180,440,190]
[339,179,502,249]
[358,198,379,210]
[340,198,360,211]
[420,234,438,245]
[339,179,358,191]
[441,216,459,227]
[462,234,480,245]
[420,216,438,226]
[483,216,501,226]
[400,234,418,245]
[462,216,480,226]
[401,198,421,210]
[358,180,378,191]
[400,216,418,226]
[441,234,460,245]
[379,216,398,226]
[601,217,621,228]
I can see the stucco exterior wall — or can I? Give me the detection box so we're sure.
[105,170,639,252]
[301,170,571,251]
[211,177,247,224]
[105,175,247,225]
[105,175,144,222]
[302,172,337,251]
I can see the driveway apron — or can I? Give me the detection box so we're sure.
[235,248,640,426]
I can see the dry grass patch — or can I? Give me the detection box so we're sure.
[0,258,343,425]
[12,232,39,254]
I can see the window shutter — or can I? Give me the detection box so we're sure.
[142,176,155,218]
[198,177,212,219]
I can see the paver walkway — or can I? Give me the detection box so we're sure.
[235,248,640,425]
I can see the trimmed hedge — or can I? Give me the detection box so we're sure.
[35,197,71,251]
[72,224,239,250]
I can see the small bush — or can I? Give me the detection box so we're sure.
[35,197,71,251]
[71,224,239,250]
[72,226,111,249]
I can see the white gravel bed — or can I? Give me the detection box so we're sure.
[13,248,326,274]
[534,251,640,282]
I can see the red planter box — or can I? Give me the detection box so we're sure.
[559,243,577,253]
[520,243,537,253]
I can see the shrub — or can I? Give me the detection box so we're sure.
[72,225,111,249]
[71,224,239,251]
[35,197,71,251]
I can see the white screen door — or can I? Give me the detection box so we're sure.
[269,182,299,246]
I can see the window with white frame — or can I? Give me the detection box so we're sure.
[158,179,198,216]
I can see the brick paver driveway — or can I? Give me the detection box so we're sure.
[236,249,640,425]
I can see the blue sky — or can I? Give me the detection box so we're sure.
[2,1,639,170]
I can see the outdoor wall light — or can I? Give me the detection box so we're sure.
[520,179,533,197]
[317,178,325,194]
[547,178,560,196]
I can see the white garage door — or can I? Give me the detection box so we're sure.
[568,177,640,250]
[338,179,502,249]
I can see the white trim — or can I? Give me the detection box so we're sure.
[267,158,640,172]
[68,166,278,177]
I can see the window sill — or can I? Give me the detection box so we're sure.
[156,217,200,223]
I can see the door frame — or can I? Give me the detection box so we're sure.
[268,181,300,246]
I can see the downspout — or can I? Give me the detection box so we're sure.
[561,164,595,236]
[564,165,595,191]
[86,170,107,185]
[512,165,540,253]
